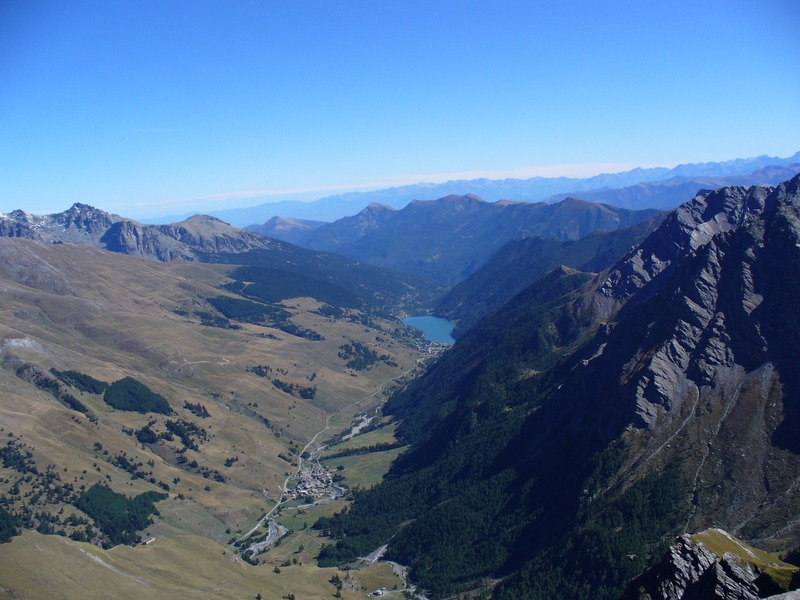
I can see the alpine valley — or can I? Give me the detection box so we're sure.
[0,164,799,600]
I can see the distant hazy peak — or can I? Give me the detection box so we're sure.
[364,202,395,212]
[558,196,593,206]
[494,199,528,207]
[178,214,229,224]
[170,214,239,234]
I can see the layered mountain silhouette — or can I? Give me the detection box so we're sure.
[546,164,800,210]
[315,175,800,599]
[436,214,666,335]
[248,216,326,245]
[160,151,800,226]
[254,194,660,284]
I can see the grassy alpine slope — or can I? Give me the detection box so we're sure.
[0,237,425,599]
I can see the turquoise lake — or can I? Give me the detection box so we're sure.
[402,316,456,345]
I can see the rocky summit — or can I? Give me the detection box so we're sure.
[570,177,799,427]
[541,174,800,543]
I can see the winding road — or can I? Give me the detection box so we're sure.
[237,358,425,547]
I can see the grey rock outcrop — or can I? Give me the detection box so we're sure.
[532,174,800,540]
[563,176,800,430]
[621,533,793,600]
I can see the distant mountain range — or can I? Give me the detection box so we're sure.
[150,151,800,226]
[316,175,800,598]
[2,167,799,599]
[545,164,800,209]
[249,194,661,285]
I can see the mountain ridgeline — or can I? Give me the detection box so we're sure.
[544,164,800,210]
[255,194,661,284]
[0,202,442,315]
[2,167,800,599]
[167,151,800,226]
[0,203,277,260]
[436,213,667,335]
[314,176,800,598]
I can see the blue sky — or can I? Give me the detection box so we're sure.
[1,0,798,219]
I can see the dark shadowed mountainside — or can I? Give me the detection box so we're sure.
[290,195,660,284]
[436,213,667,335]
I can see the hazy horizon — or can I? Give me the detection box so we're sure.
[1,1,798,219]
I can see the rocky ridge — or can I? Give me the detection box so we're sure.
[561,177,799,431]
[542,176,800,538]
[0,203,277,261]
[621,529,799,599]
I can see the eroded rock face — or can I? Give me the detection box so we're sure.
[592,184,769,317]
[564,176,800,431]
[620,534,790,600]
[535,175,800,542]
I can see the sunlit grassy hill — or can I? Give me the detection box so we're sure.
[0,237,424,598]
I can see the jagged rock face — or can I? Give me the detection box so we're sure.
[621,533,791,600]
[0,204,125,246]
[589,184,770,317]
[51,203,121,236]
[0,204,275,262]
[535,175,800,542]
[0,211,36,238]
[563,177,800,430]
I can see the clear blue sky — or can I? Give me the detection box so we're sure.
[1,0,798,218]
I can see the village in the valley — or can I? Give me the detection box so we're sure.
[287,459,345,502]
